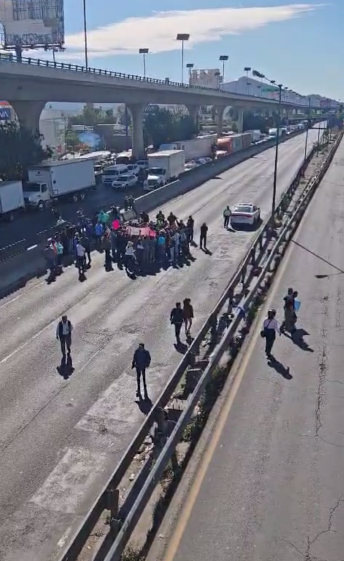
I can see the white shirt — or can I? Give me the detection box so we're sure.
[263,317,280,333]
[125,246,135,256]
[76,243,85,257]
[223,208,231,216]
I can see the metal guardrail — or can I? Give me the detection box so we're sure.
[104,132,343,561]
[56,135,324,561]
[0,53,320,110]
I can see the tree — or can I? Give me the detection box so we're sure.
[242,110,275,133]
[0,122,52,180]
[65,130,80,150]
[68,105,116,128]
[144,107,175,147]
[116,105,132,127]
[143,107,199,148]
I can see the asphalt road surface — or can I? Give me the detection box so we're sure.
[0,183,143,249]
[162,137,344,561]
[0,127,322,561]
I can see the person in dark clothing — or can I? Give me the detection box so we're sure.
[183,298,194,335]
[200,222,208,249]
[132,343,151,397]
[56,315,73,356]
[102,233,112,268]
[112,205,119,219]
[170,302,184,344]
[81,233,91,265]
[187,216,194,243]
[128,195,135,209]
[167,212,177,226]
[116,231,126,263]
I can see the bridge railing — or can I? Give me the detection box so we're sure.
[0,52,311,108]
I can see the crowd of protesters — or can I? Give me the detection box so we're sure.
[43,204,209,282]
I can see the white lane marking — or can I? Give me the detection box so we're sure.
[57,527,72,549]
[76,372,138,436]
[29,447,108,514]
[0,320,55,363]
[0,293,22,309]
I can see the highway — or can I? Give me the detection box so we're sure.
[0,183,143,250]
[0,127,321,561]
[161,136,344,561]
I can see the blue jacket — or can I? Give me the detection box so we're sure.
[132,348,151,369]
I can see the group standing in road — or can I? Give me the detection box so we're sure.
[261,287,300,359]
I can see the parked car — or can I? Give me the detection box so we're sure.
[230,203,261,228]
[126,163,140,176]
[111,173,138,189]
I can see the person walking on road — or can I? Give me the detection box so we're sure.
[261,309,280,359]
[223,206,231,228]
[56,315,73,356]
[200,222,208,250]
[183,298,194,336]
[170,302,184,345]
[132,343,151,398]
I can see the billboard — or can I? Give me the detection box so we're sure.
[0,107,11,119]
[190,69,221,89]
[0,0,64,48]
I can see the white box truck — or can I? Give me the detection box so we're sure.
[146,150,185,191]
[160,135,217,161]
[23,159,96,210]
[0,180,25,221]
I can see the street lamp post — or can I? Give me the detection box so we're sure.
[139,48,149,78]
[186,62,194,84]
[253,69,283,218]
[219,55,229,85]
[304,97,311,160]
[244,66,251,78]
[214,70,221,90]
[83,0,88,69]
[272,84,283,217]
[176,33,190,84]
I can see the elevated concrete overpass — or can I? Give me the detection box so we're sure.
[0,54,327,158]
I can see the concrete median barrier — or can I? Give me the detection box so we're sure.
[0,246,46,297]
[134,137,280,215]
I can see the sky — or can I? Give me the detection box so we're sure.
[2,1,343,101]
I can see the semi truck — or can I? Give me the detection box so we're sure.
[159,134,217,161]
[0,180,25,221]
[145,150,185,191]
[23,159,96,210]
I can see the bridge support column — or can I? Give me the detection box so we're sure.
[234,108,244,133]
[186,104,199,126]
[214,106,226,137]
[128,104,145,160]
[9,100,46,133]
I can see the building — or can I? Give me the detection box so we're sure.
[221,77,338,109]
[39,108,69,155]
[189,69,221,89]
[0,100,15,123]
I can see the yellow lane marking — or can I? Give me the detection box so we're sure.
[163,191,313,561]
